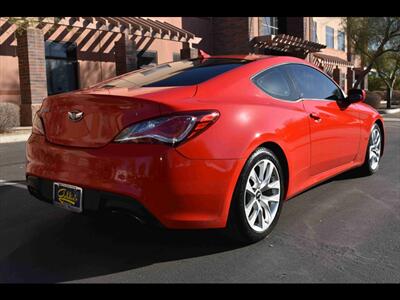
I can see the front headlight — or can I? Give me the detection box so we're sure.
[114,110,220,146]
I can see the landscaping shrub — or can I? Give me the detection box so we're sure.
[0,102,20,133]
[375,90,400,106]
[392,90,400,104]
[374,90,386,99]
[364,91,382,109]
[368,76,384,91]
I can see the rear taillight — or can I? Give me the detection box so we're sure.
[114,111,219,146]
[32,112,45,135]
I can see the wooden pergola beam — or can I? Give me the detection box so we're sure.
[4,17,198,43]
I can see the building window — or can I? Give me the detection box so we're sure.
[137,50,158,68]
[45,41,79,96]
[312,21,318,42]
[173,52,180,62]
[338,31,345,51]
[326,26,334,48]
[259,17,279,35]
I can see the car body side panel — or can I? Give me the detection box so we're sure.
[174,80,311,201]
[302,99,361,175]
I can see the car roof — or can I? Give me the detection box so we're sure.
[202,54,271,61]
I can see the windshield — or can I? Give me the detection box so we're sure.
[101,58,249,88]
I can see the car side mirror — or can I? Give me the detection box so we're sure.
[347,88,366,103]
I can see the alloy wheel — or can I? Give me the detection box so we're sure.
[369,127,381,171]
[244,159,281,232]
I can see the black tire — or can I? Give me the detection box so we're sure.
[226,147,285,244]
[359,123,382,176]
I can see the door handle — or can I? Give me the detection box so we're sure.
[309,112,321,122]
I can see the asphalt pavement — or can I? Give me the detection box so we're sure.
[0,120,399,283]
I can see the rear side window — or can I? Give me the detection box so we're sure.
[286,64,344,100]
[252,67,299,101]
[101,58,249,88]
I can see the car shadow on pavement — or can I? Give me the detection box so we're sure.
[330,167,371,181]
[0,165,371,283]
[0,187,243,283]
[290,167,372,200]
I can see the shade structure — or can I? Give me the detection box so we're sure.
[4,17,201,44]
[312,52,354,68]
[250,34,326,58]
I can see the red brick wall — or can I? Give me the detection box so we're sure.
[16,27,48,125]
[212,17,250,55]
[286,17,305,39]
[182,17,213,53]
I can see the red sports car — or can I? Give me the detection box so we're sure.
[26,55,384,243]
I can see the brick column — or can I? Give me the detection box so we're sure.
[180,42,198,59]
[115,34,137,75]
[212,17,250,55]
[16,27,48,126]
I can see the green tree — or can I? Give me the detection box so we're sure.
[343,17,400,88]
[367,75,384,91]
[374,52,400,108]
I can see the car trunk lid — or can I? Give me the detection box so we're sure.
[42,86,196,148]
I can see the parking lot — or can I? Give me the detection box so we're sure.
[0,120,399,283]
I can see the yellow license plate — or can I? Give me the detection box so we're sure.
[53,182,83,213]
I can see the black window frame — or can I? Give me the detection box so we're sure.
[251,65,300,102]
[283,63,345,101]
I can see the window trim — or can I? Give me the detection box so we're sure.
[250,62,346,103]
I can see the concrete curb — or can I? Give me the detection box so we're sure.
[383,117,400,122]
[378,108,400,114]
[0,133,31,144]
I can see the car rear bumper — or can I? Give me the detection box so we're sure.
[26,134,242,229]
[26,175,163,226]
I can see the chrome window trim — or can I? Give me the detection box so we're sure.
[250,62,347,103]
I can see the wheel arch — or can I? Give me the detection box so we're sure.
[225,139,290,232]
[258,141,290,199]
[375,118,385,156]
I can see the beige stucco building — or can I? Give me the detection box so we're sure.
[0,17,366,126]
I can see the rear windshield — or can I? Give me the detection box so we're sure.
[101,58,249,88]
